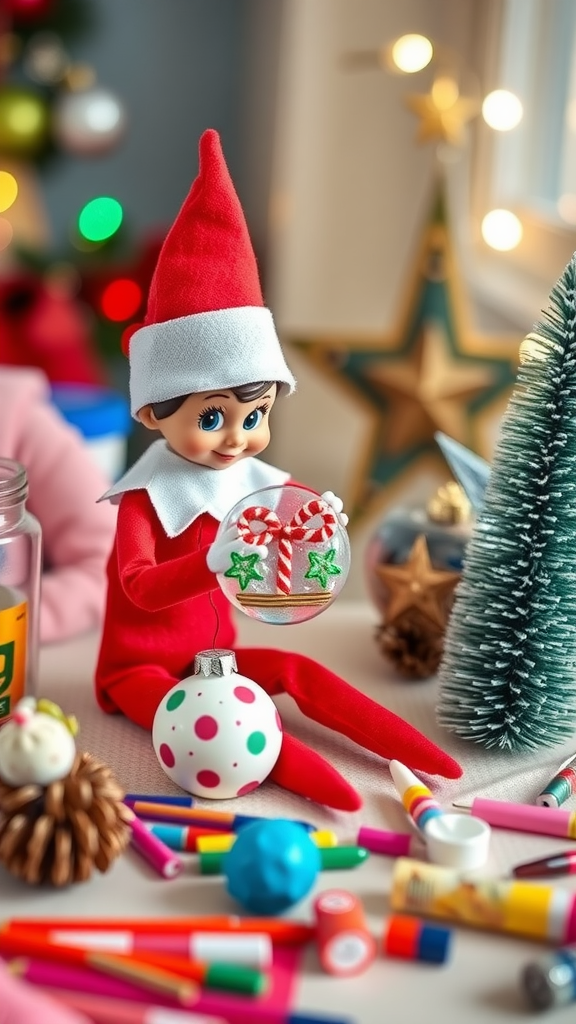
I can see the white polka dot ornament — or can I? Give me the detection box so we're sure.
[213,484,351,625]
[152,649,283,799]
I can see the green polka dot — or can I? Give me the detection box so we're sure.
[247,731,266,755]
[166,690,186,711]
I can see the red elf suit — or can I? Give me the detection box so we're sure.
[95,129,461,810]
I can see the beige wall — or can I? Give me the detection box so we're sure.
[264,0,485,601]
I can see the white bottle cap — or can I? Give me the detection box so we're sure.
[189,932,272,969]
[423,812,491,870]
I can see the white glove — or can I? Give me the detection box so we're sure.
[207,524,268,575]
[321,490,349,528]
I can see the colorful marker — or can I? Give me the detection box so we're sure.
[124,794,196,808]
[4,917,315,945]
[454,796,576,840]
[128,814,184,879]
[128,802,315,833]
[389,760,444,832]
[143,824,230,853]
[521,947,576,1010]
[383,914,452,964]
[199,845,369,876]
[536,753,576,808]
[195,829,337,855]
[357,826,426,858]
[391,857,576,943]
[511,850,576,879]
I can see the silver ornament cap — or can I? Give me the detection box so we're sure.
[193,649,238,678]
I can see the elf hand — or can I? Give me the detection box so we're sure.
[321,490,349,528]
[207,524,268,575]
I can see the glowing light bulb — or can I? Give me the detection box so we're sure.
[391,34,433,74]
[78,196,123,242]
[557,193,576,224]
[0,171,18,212]
[100,278,142,321]
[482,90,523,131]
[481,209,523,251]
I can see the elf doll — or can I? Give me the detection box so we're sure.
[95,129,461,810]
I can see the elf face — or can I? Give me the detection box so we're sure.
[139,387,277,470]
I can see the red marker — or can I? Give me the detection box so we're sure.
[512,850,576,879]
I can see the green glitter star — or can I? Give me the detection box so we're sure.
[304,548,342,589]
[224,550,264,591]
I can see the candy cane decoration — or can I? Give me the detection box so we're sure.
[237,498,338,596]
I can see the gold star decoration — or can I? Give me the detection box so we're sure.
[405,75,480,146]
[376,534,461,630]
[289,185,521,524]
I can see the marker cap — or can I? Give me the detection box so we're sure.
[423,812,491,869]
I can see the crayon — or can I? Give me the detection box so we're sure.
[143,823,230,853]
[357,826,426,859]
[194,829,337,855]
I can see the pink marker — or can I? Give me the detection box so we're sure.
[47,991,224,1024]
[357,826,426,858]
[454,797,576,840]
[129,814,184,879]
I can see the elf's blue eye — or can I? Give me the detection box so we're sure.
[243,409,263,431]
[199,409,224,431]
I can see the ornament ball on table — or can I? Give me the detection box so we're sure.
[215,482,351,624]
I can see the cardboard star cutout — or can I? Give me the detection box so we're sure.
[290,188,520,524]
[376,534,460,630]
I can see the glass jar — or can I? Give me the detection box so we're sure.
[0,459,42,723]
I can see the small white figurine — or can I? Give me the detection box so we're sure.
[0,696,78,787]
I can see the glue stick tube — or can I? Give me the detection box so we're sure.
[390,858,576,944]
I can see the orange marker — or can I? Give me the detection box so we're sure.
[313,889,376,977]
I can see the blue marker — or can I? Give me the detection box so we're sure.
[124,793,195,807]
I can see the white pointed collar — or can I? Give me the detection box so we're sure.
[100,439,290,538]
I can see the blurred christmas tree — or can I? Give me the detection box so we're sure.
[437,254,576,751]
[0,0,157,382]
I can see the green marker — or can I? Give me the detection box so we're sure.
[204,962,268,995]
[199,844,369,875]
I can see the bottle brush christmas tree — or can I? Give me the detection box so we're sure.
[437,253,576,751]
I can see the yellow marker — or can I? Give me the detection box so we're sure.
[196,829,337,854]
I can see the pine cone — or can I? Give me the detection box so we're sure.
[376,612,445,679]
[0,751,132,886]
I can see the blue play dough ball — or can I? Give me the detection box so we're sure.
[223,818,321,914]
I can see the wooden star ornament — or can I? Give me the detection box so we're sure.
[376,534,461,630]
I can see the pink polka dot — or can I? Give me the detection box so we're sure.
[235,720,241,726]
[237,780,260,796]
[159,743,175,768]
[275,710,282,731]
[197,769,220,788]
[194,715,218,740]
[233,686,256,704]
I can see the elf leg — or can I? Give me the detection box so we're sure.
[269,731,362,811]
[235,648,462,780]
[96,665,177,730]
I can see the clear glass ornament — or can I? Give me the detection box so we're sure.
[215,483,350,625]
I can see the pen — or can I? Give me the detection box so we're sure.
[124,794,196,808]
[511,850,576,879]
[128,802,315,832]
[536,753,576,807]
[453,797,576,839]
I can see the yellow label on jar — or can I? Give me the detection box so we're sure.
[0,599,27,721]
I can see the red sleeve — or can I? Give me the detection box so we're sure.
[115,490,217,612]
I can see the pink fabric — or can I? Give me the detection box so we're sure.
[0,960,91,1024]
[0,367,117,643]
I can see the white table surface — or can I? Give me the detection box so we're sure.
[2,600,576,1023]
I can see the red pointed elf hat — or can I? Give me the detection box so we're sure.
[127,129,295,417]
